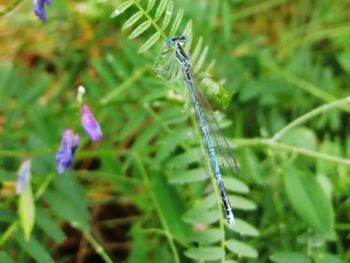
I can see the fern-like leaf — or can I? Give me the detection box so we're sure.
[111,0,133,17]
[129,21,152,39]
[122,11,143,31]
[138,32,160,53]
[154,0,168,21]
[169,9,183,36]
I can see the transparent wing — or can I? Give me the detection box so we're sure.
[187,69,239,176]
[190,110,214,180]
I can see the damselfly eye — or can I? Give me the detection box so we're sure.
[181,35,189,43]
[166,37,173,46]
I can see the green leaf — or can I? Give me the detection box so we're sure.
[36,208,66,243]
[138,32,161,53]
[183,209,221,225]
[191,37,203,65]
[194,45,208,73]
[184,193,218,216]
[18,182,35,240]
[122,11,143,31]
[150,172,191,244]
[132,124,160,151]
[184,247,224,261]
[0,170,14,182]
[166,147,200,169]
[168,168,207,184]
[229,195,257,210]
[270,252,310,263]
[244,149,264,183]
[169,9,184,36]
[284,166,334,234]
[118,111,147,140]
[318,253,343,263]
[0,208,16,223]
[182,20,193,50]
[224,177,249,193]
[129,21,152,39]
[146,0,156,12]
[111,0,133,17]
[222,0,231,40]
[337,52,350,76]
[43,190,89,231]
[16,231,55,263]
[129,225,148,263]
[226,239,258,258]
[154,0,168,21]
[191,228,224,244]
[0,252,15,263]
[231,218,259,237]
[281,127,317,151]
[161,1,173,28]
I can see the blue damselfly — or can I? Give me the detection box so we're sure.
[159,36,239,225]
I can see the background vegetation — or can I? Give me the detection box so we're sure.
[0,0,350,262]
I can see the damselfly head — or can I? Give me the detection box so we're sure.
[165,35,189,46]
[166,37,173,46]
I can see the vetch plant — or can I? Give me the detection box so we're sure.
[55,129,80,175]
[81,104,103,141]
[55,86,102,175]
[16,159,35,240]
[32,0,51,21]
[15,158,32,194]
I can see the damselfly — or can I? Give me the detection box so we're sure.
[158,36,239,225]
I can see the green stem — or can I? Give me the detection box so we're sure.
[134,154,181,263]
[141,227,189,248]
[133,0,168,40]
[234,138,350,166]
[211,177,225,263]
[34,173,55,200]
[0,222,18,246]
[272,96,350,141]
[0,0,24,17]
[83,231,114,263]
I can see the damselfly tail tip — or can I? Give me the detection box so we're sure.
[227,214,235,226]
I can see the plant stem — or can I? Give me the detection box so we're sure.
[272,96,350,141]
[234,138,350,166]
[0,0,23,17]
[133,0,168,40]
[134,154,181,263]
[83,231,114,263]
[211,177,226,263]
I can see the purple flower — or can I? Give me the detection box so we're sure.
[16,159,31,194]
[81,104,102,141]
[33,0,51,21]
[55,129,80,175]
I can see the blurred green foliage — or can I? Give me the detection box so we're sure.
[1,0,350,262]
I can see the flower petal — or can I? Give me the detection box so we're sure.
[55,129,80,174]
[16,159,32,194]
[81,104,103,141]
